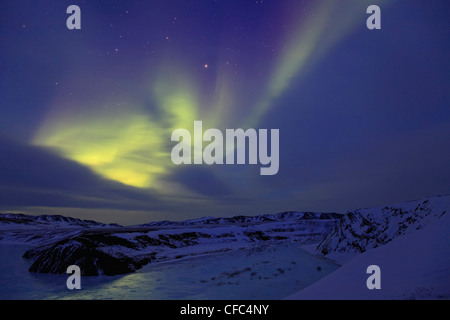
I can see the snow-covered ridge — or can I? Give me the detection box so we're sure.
[288,195,450,300]
[0,213,121,229]
[22,220,338,276]
[3,195,448,285]
[0,214,122,245]
[137,212,341,227]
[1,211,340,276]
[315,195,449,264]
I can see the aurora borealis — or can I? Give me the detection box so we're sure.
[1,0,449,225]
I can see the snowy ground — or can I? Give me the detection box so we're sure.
[287,205,450,300]
[0,212,340,299]
[0,242,339,300]
[1,195,448,300]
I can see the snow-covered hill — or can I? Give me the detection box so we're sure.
[0,213,121,229]
[315,195,449,264]
[137,212,341,227]
[287,205,450,300]
[0,211,339,276]
[2,194,448,300]
[288,195,450,299]
[0,213,122,245]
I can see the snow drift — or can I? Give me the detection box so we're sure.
[288,195,449,299]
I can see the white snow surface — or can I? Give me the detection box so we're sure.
[288,195,450,300]
[1,195,448,299]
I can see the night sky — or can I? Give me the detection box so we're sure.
[1,0,449,225]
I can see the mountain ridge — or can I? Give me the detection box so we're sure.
[0,213,121,229]
[1,195,448,280]
[314,194,449,264]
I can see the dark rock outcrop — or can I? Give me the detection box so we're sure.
[23,233,154,276]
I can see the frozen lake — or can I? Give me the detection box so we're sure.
[0,242,340,300]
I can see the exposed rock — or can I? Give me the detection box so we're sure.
[24,234,154,276]
[316,197,448,260]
